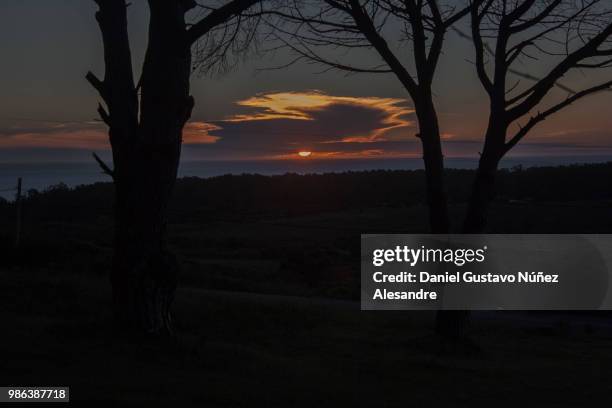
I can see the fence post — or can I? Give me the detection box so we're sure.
[15,177,22,248]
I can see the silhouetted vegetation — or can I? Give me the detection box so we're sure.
[2,163,611,301]
[4,162,611,224]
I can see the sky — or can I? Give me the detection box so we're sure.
[1,0,612,163]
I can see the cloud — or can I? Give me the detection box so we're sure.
[0,120,221,149]
[534,128,612,146]
[183,90,417,159]
[223,91,414,143]
[183,122,222,144]
[0,91,417,159]
[5,90,610,162]
[0,121,107,149]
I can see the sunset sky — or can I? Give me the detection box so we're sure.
[1,0,612,163]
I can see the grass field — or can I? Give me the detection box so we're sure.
[2,264,612,407]
[2,196,612,405]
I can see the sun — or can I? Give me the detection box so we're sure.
[298,151,312,158]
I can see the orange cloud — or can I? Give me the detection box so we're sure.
[225,91,413,142]
[0,120,222,149]
[0,125,107,149]
[0,91,414,160]
[183,122,222,144]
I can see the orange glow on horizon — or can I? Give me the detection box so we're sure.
[269,149,418,160]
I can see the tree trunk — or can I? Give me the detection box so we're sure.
[463,154,501,234]
[434,158,501,340]
[415,100,450,234]
[92,0,195,335]
[462,128,504,234]
[434,135,504,341]
[431,99,506,341]
[413,99,470,339]
[111,152,182,335]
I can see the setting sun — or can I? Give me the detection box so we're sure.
[298,151,312,157]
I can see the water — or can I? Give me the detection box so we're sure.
[1,155,611,200]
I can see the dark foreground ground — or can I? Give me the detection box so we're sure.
[1,164,612,406]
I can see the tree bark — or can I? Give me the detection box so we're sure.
[462,153,501,233]
[462,119,506,234]
[111,172,181,335]
[413,98,471,340]
[414,98,451,234]
[435,132,504,341]
[92,0,195,335]
[114,0,194,335]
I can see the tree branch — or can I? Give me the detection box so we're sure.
[86,71,107,102]
[91,0,139,144]
[347,0,419,94]
[187,0,260,44]
[505,79,612,152]
[97,103,111,126]
[507,21,612,121]
[470,0,495,94]
[92,152,115,179]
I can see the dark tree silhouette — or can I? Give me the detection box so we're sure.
[438,0,612,341]
[266,0,470,234]
[87,0,261,335]
[265,0,473,339]
[464,0,612,233]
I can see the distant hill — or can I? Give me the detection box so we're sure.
[2,162,611,225]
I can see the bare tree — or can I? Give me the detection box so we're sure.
[266,0,470,234]
[465,0,612,232]
[87,0,261,335]
[264,0,474,339]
